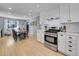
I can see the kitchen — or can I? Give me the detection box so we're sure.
[37,3,79,56]
[0,3,79,56]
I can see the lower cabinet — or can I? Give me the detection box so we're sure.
[58,33,66,53]
[37,30,44,43]
[65,35,76,56]
[58,32,78,56]
[76,36,79,56]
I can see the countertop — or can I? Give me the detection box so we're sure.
[58,32,79,37]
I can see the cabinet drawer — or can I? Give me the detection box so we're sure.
[66,40,72,44]
[66,35,76,45]
[66,44,73,49]
[66,35,75,40]
[65,47,75,56]
[58,33,65,39]
[65,43,76,55]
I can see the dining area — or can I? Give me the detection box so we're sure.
[12,27,29,42]
[0,17,29,42]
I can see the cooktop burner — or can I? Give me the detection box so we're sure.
[45,29,61,33]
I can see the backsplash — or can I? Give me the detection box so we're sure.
[61,22,79,33]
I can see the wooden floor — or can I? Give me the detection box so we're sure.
[0,36,64,56]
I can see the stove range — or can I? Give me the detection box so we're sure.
[44,28,60,51]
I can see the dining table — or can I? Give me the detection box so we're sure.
[16,30,27,40]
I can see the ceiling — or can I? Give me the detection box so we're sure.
[0,3,60,19]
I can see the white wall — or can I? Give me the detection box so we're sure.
[64,22,79,33]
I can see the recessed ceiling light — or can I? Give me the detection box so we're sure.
[8,8,12,10]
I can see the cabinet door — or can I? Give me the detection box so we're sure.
[70,4,79,22]
[60,4,70,22]
[40,30,44,43]
[37,30,44,43]
[76,36,79,56]
[58,33,66,53]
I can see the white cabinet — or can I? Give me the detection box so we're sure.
[58,32,77,56]
[76,36,79,56]
[70,4,79,22]
[60,4,79,23]
[60,4,70,22]
[65,35,76,56]
[58,32,66,53]
[37,30,44,43]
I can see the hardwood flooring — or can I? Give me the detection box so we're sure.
[0,36,63,56]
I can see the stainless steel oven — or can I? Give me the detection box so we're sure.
[44,32,58,51]
[44,29,60,51]
[45,34,57,45]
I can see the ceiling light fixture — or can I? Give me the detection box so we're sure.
[8,8,12,10]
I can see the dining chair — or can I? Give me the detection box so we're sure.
[12,29,17,41]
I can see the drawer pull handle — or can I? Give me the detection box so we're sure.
[69,50,72,52]
[68,41,72,43]
[69,37,72,39]
[69,45,72,47]
[61,35,63,36]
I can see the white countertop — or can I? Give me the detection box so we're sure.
[58,32,79,37]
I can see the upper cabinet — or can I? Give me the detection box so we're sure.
[60,4,70,22]
[70,4,79,22]
[60,3,79,23]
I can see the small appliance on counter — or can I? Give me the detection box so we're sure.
[59,25,66,32]
[44,27,61,51]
